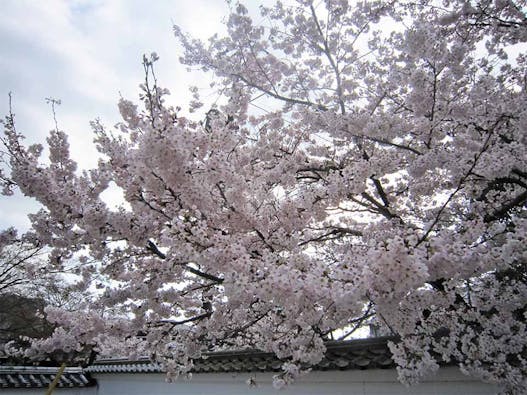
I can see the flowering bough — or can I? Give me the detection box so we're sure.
[1,1,527,393]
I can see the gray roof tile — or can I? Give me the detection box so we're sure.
[88,336,395,374]
[1,337,396,387]
[0,366,95,388]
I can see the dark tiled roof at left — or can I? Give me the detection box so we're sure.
[0,366,95,388]
[88,336,395,374]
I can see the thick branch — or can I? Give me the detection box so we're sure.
[371,177,390,208]
[153,312,212,327]
[146,240,224,283]
[310,4,346,115]
[230,72,327,110]
[360,192,398,220]
[299,226,362,246]
[484,190,527,223]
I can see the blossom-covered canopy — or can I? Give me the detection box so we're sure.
[1,0,526,392]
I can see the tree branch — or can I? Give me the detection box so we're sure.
[146,240,223,283]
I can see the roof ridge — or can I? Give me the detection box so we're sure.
[87,337,396,374]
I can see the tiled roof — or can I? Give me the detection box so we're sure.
[88,336,395,374]
[0,366,95,388]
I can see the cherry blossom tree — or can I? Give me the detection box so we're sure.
[0,228,43,295]
[1,0,527,392]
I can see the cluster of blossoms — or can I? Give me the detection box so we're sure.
[1,0,526,392]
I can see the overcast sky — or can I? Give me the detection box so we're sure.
[0,0,247,231]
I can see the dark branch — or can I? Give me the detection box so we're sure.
[146,240,223,283]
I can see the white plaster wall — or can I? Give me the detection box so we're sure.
[92,367,501,395]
